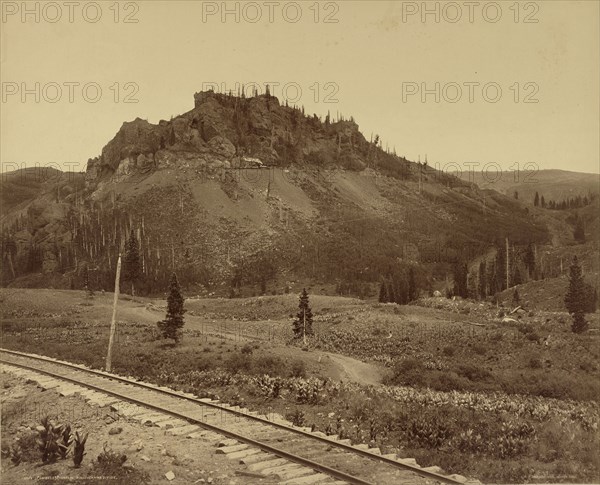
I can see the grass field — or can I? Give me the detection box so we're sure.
[1,288,599,483]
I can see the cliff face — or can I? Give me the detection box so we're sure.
[85,91,370,188]
[2,91,550,294]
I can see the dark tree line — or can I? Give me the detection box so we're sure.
[454,241,537,300]
[378,267,419,304]
[534,191,597,210]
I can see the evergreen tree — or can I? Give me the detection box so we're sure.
[541,196,546,208]
[512,288,520,306]
[122,230,141,296]
[293,288,313,341]
[524,243,536,278]
[408,267,417,302]
[157,273,186,342]
[494,244,507,292]
[534,192,539,207]
[478,260,487,299]
[387,279,397,304]
[565,257,588,333]
[181,248,196,287]
[574,218,585,243]
[467,271,478,299]
[395,277,408,304]
[378,281,387,303]
[83,266,94,300]
[487,260,498,296]
[513,266,523,286]
[452,261,468,298]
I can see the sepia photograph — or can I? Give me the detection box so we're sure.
[0,1,599,484]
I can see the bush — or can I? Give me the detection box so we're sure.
[456,364,492,382]
[472,344,487,355]
[253,355,286,376]
[286,409,306,427]
[93,447,150,485]
[442,346,455,357]
[225,353,251,374]
[407,413,453,448]
[289,359,307,378]
[241,343,253,355]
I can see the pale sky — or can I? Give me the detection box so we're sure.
[1,0,599,174]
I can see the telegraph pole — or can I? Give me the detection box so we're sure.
[506,237,510,290]
[106,254,122,372]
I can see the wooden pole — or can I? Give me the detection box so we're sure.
[106,254,122,372]
[506,237,510,290]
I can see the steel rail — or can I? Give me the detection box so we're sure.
[0,348,463,484]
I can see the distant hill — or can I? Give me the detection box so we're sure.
[1,91,549,295]
[458,169,599,205]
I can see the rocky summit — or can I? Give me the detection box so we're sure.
[2,91,547,295]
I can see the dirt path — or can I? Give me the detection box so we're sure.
[319,352,384,386]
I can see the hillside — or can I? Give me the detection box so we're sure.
[458,169,600,205]
[1,91,549,294]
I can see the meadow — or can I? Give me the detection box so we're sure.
[1,288,598,483]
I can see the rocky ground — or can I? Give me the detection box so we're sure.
[0,370,278,484]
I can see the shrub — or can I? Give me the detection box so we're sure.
[241,343,253,355]
[289,360,307,378]
[94,446,150,485]
[495,421,536,458]
[7,430,38,465]
[253,355,286,376]
[58,424,72,459]
[73,431,88,468]
[408,414,453,448]
[225,353,251,374]
[286,409,306,427]
[37,417,67,464]
[472,344,487,355]
[456,364,491,382]
[442,346,455,357]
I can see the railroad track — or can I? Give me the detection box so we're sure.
[1,348,475,485]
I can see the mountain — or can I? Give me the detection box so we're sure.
[1,91,549,295]
[458,169,599,206]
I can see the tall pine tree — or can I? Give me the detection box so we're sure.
[408,268,417,302]
[478,260,487,299]
[565,257,588,333]
[122,230,141,296]
[157,273,186,343]
[378,281,387,303]
[452,262,468,298]
[574,218,585,243]
[293,288,314,342]
[524,243,536,279]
